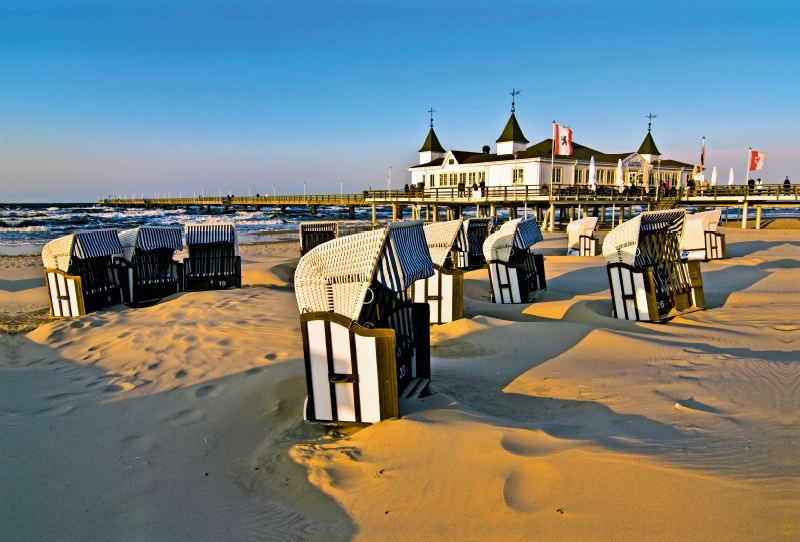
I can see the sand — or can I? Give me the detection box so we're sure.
[2,232,800,540]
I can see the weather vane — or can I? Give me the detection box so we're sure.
[646,112,658,132]
[428,108,436,128]
[510,88,521,113]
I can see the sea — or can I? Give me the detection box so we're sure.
[1,202,798,253]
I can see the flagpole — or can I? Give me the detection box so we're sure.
[742,147,751,229]
[550,120,556,193]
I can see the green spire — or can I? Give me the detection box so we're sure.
[419,127,446,153]
[496,113,529,144]
[637,131,660,155]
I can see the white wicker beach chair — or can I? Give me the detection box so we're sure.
[456,218,493,269]
[567,217,599,256]
[482,218,546,304]
[680,209,725,261]
[409,219,469,324]
[117,226,184,305]
[183,223,241,291]
[295,221,435,426]
[42,229,124,317]
[299,221,339,256]
[603,209,705,322]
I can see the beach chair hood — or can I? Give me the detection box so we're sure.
[295,221,434,322]
[680,209,722,251]
[482,218,543,263]
[423,219,468,268]
[185,223,238,256]
[118,226,184,261]
[602,209,686,266]
[42,229,123,272]
[567,217,598,250]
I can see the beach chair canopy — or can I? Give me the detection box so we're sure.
[42,229,123,272]
[482,218,544,263]
[423,219,468,268]
[295,221,434,322]
[463,218,492,251]
[299,221,338,235]
[602,209,686,266]
[567,217,598,250]
[118,226,184,261]
[680,209,722,252]
[185,223,238,255]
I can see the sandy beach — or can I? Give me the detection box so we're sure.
[2,230,799,540]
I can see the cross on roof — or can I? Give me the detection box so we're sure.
[646,112,658,132]
[510,88,521,113]
[428,108,435,128]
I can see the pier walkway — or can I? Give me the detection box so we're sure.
[101,183,800,230]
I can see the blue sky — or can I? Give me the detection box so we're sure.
[1,0,797,202]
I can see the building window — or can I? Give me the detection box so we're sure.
[513,168,524,184]
[479,171,486,182]
[449,159,454,165]
[550,166,562,184]
[575,168,584,184]
[468,172,476,183]
[460,172,466,184]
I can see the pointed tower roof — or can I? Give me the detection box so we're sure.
[637,131,660,155]
[496,113,529,144]
[419,127,446,153]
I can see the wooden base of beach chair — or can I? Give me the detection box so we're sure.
[410,267,464,324]
[607,262,705,322]
[183,256,241,291]
[705,232,726,260]
[487,253,546,304]
[300,307,430,426]
[44,269,122,318]
[121,262,183,305]
[567,236,598,256]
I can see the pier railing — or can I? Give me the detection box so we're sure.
[101,184,800,207]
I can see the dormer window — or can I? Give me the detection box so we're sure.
[449,159,454,165]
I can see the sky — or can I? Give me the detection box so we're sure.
[1,0,798,202]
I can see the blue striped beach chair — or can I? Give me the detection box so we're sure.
[457,218,493,269]
[183,223,241,291]
[410,219,469,324]
[294,220,434,425]
[483,218,547,304]
[118,226,184,305]
[42,229,124,317]
[604,209,705,322]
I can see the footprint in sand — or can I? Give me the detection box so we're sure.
[195,385,222,399]
[175,370,188,378]
[265,353,277,360]
[246,367,263,375]
[148,362,160,370]
[162,408,204,426]
[502,465,560,513]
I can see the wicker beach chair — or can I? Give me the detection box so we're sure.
[299,221,339,256]
[680,209,725,261]
[456,218,493,269]
[482,218,546,304]
[117,226,184,305]
[410,219,469,324]
[183,223,241,291]
[295,221,435,425]
[603,209,705,322]
[567,217,599,256]
[42,229,124,317]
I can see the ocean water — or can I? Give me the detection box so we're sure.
[0,203,393,247]
[1,202,798,248]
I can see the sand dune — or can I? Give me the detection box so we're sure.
[2,233,800,540]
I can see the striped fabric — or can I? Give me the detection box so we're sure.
[185,223,238,255]
[602,209,687,266]
[511,218,544,251]
[422,219,465,268]
[453,224,469,252]
[464,218,492,257]
[121,226,183,251]
[73,229,123,260]
[375,221,434,292]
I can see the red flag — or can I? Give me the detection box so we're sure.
[553,123,573,156]
[748,149,764,171]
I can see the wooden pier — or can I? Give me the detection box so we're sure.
[101,184,800,230]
